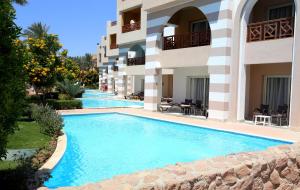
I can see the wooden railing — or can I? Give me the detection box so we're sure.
[163,31,211,50]
[122,21,141,33]
[127,57,145,66]
[110,44,118,49]
[247,17,294,42]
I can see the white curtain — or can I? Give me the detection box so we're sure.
[264,76,291,112]
[187,77,209,107]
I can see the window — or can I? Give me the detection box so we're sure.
[263,76,291,112]
[191,20,209,33]
[186,77,210,108]
[268,4,294,20]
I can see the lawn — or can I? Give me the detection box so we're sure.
[7,121,51,149]
[0,120,52,171]
[0,161,19,171]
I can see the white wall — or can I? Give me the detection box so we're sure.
[173,67,208,103]
[133,75,144,93]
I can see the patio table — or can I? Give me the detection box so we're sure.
[254,115,272,126]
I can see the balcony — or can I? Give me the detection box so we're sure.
[111,21,117,26]
[247,17,294,42]
[110,44,118,49]
[163,31,211,50]
[112,65,118,72]
[122,21,141,33]
[127,57,145,66]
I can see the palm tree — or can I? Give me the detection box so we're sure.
[24,22,50,38]
[13,0,28,5]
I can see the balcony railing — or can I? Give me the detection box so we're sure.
[111,21,117,26]
[127,57,145,66]
[163,31,211,50]
[122,21,141,33]
[110,44,118,49]
[112,65,118,72]
[247,17,294,42]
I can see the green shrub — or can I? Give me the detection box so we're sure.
[58,94,72,100]
[57,79,84,98]
[85,84,98,89]
[25,95,42,104]
[31,104,63,137]
[46,99,82,110]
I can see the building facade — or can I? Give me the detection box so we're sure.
[97,0,300,130]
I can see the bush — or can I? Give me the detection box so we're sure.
[74,90,84,98]
[85,84,98,89]
[58,94,72,100]
[46,99,82,110]
[25,95,42,104]
[56,79,84,98]
[31,104,63,137]
[44,92,59,100]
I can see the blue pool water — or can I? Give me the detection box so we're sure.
[45,113,290,188]
[80,98,144,108]
[82,89,114,98]
[80,89,143,108]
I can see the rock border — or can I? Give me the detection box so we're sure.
[57,143,300,190]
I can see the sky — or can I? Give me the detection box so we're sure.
[14,0,116,57]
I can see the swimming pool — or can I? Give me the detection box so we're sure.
[80,98,144,108]
[45,113,290,188]
[82,89,114,98]
[80,89,143,108]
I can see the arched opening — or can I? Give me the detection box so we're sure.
[127,44,145,66]
[162,7,211,50]
[238,0,295,127]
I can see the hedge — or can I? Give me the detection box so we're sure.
[46,99,82,110]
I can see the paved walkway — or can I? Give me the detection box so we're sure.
[3,148,37,161]
[59,108,300,143]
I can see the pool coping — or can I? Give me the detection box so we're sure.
[38,133,67,172]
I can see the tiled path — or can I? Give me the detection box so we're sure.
[4,148,37,161]
[59,108,300,143]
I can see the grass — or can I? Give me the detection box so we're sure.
[7,121,51,149]
[1,120,51,172]
[0,161,19,171]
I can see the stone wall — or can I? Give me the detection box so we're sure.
[55,143,300,190]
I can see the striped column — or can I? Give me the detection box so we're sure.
[144,64,162,111]
[100,69,108,91]
[144,31,163,111]
[107,66,113,93]
[117,57,127,98]
[144,13,170,111]
[127,75,133,95]
[204,0,233,120]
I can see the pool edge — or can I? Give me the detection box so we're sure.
[38,133,67,172]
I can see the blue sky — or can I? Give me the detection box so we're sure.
[14,0,116,56]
